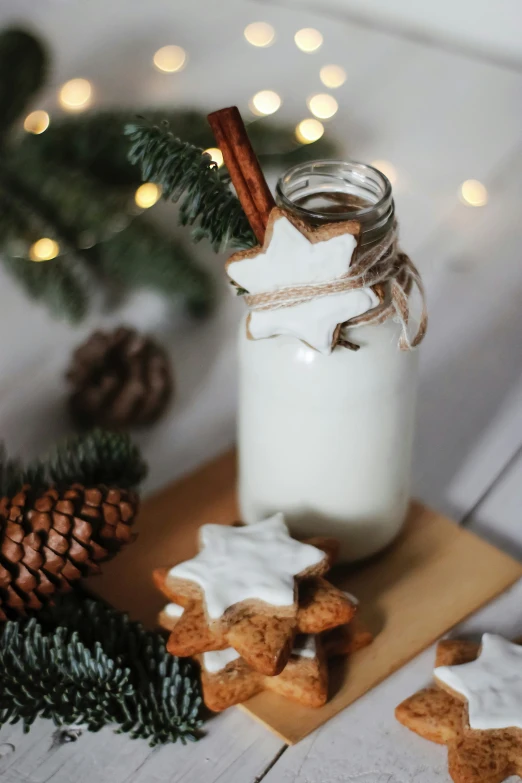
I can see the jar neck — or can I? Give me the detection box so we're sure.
[275,160,394,247]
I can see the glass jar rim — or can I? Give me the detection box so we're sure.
[275,159,393,225]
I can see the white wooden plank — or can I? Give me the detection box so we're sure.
[466,446,522,557]
[0,709,282,783]
[261,578,522,783]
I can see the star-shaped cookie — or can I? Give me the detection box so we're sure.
[153,514,355,675]
[196,620,374,713]
[226,207,379,355]
[396,636,522,783]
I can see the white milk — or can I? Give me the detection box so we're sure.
[237,316,419,561]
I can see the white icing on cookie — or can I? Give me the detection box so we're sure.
[227,213,377,355]
[248,289,378,356]
[164,603,184,619]
[228,215,357,292]
[343,591,359,606]
[167,513,324,620]
[434,633,522,730]
[292,635,317,659]
[202,648,241,674]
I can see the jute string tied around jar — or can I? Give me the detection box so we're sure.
[243,221,428,351]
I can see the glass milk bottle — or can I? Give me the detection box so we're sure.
[237,160,424,562]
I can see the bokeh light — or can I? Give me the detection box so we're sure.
[29,238,60,262]
[59,79,92,112]
[153,45,187,73]
[204,147,224,167]
[320,65,346,88]
[295,118,325,144]
[250,90,282,116]
[244,22,275,47]
[459,179,488,207]
[134,183,162,208]
[23,110,50,134]
[294,28,323,53]
[307,93,338,119]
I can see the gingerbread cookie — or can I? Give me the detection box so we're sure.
[226,207,379,355]
[158,598,373,713]
[199,634,328,711]
[396,634,522,783]
[154,514,355,676]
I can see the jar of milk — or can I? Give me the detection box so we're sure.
[234,160,426,562]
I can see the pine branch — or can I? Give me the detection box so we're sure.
[0,167,91,323]
[1,144,215,320]
[98,217,215,318]
[125,120,256,252]
[0,592,202,745]
[45,429,148,489]
[20,109,338,186]
[0,29,47,140]
[0,430,147,495]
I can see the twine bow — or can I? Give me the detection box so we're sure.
[243,222,427,350]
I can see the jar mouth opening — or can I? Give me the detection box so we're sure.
[275,159,393,229]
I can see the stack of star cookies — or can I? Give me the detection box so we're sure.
[153,513,372,711]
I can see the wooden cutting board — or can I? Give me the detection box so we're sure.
[93,450,522,744]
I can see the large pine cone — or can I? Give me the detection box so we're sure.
[66,326,172,429]
[0,483,138,619]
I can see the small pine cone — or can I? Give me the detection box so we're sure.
[0,483,138,619]
[66,326,172,429]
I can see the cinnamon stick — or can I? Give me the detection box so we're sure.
[207,106,275,244]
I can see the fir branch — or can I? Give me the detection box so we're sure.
[1,144,215,321]
[0,29,47,140]
[99,217,215,318]
[125,120,256,252]
[20,109,338,186]
[0,592,202,745]
[0,430,147,495]
[0,168,90,323]
[45,429,148,489]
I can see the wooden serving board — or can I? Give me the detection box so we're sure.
[93,450,522,744]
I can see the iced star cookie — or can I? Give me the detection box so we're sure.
[396,634,522,783]
[153,515,355,675]
[226,207,380,355]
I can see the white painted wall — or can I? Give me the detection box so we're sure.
[285,0,522,65]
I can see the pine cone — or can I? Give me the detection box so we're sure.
[66,326,172,429]
[0,483,138,620]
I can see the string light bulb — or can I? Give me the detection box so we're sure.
[319,65,346,88]
[294,28,323,53]
[459,179,488,207]
[59,79,92,112]
[244,22,275,47]
[295,118,324,144]
[23,110,50,134]
[29,238,59,262]
[204,147,224,167]
[371,160,397,186]
[153,45,187,73]
[307,93,338,119]
[250,90,282,116]
[134,183,162,209]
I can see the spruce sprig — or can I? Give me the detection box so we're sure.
[0,593,202,745]
[0,429,147,496]
[125,120,257,252]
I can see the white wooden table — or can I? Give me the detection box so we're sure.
[0,1,521,781]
